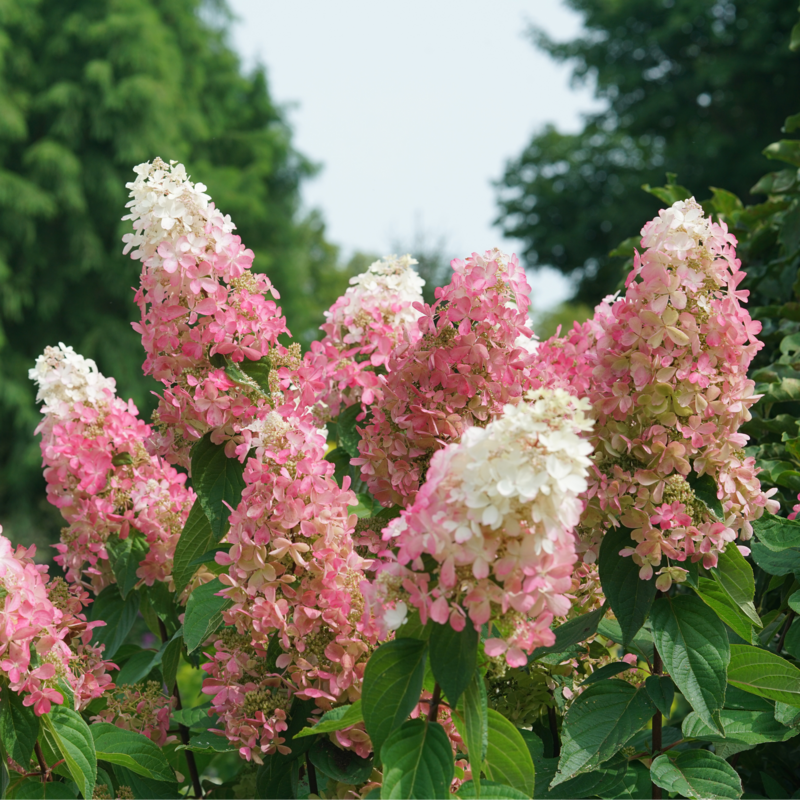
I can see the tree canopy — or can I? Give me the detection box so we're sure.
[496,0,800,304]
[0,0,356,545]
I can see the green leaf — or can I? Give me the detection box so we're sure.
[484,709,535,796]
[171,499,216,596]
[224,358,269,396]
[596,618,654,661]
[764,140,800,167]
[792,19,800,51]
[380,719,453,799]
[456,780,529,799]
[694,578,757,643]
[645,676,675,719]
[190,432,246,541]
[598,526,656,644]
[642,179,692,205]
[160,632,182,693]
[581,662,635,687]
[785,112,800,134]
[338,403,363,459]
[91,722,174,782]
[727,644,800,707]
[349,491,377,518]
[429,622,478,706]
[774,700,800,728]
[236,356,272,393]
[255,754,298,800]
[363,638,427,762]
[90,584,139,659]
[7,780,78,799]
[115,649,159,686]
[112,765,180,800]
[295,701,363,738]
[42,707,96,800]
[687,472,724,519]
[176,730,237,753]
[309,737,373,784]
[325,447,352,489]
[751,540,800,575]
[0,685,39,767]
[788,589,800,614]
[183,577,231,653]
[713,544,761,627]
[529,606,606,662]
[459,671,488,776]
[650,751,742,800]
[395,610,433,641]
[552,681,655,785]
[107,532,149,599]
[651,594,729,733]
[682,709,797,748]
[753,513,800,550]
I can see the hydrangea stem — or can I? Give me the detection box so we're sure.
[429,683,443,723]
[306,753,319,795]
[651,645,663,800]
[34,741,48,782]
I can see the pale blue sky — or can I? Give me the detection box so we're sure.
[227,1,602,309]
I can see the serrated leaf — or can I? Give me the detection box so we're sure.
[380,719,453,799]
[362,638,427,762]
[309,737,373,784]
[484,709,535,796]
[529,606,606,662]
[106,532,149,599]
[183,577,231,653]
[171,499,215,596]
[90,584,139,659]
[645,675,675,719]
[650,751,742,799]
[92,723,174,782]
[552,681,655,785]
[598,526,656,644]
[0,685,39,766]
[43,707,96,800]
[694,578,757,643]
[190,433,246,541]
[682,709,797,748]
[429,622,478,706]
[295,701,363,738]
[456,780,529,799]
[651,594,729,733]
[727,644,800,707]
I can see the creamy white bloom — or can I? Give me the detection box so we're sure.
[639,197,713,259]
[29,343,116,414]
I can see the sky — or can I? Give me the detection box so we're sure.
[226,1,602,310]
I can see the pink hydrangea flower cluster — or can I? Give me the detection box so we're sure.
[201,412,374,762]
[92,680,176,746]
[354,249,539,506]
[124,158,290,466]
[30,344,195,592]
[297,255,425,422]
[0,528,114,715]
[575,198,778,586]
[363,389,594,668]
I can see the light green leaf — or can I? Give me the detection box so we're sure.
[694,578,757,644]
[598,526,657,645]
[295,701,363,738]
[753,513,800,550]
[91,723,174,782]
[107,532,149,599]
[171,499,216,596]
[362,638,428,762]
[43,707,96,800]
[727,644,800,707]
[456,780,529,799]
[774,701,800,728]
[90,584,139,659]
[176,730,237,753]
[380,719,453,799]
[552,681,655,785]
[484,709,535,796]
[682,709,797,747]
[650,751,742,799]
[429,621,478,706]
[651,595,729,733]
[183,577,231,653]
[764,140,800,167]
[190,433,246,541]
[0,685,39,767]
[713,545,762,627]
[788,589,800,614]
[459,670,488,789]
[529,606,606,662]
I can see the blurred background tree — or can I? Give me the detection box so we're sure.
[0,0,360,549]
[496,0,800,306]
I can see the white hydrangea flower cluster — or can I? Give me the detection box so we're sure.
[29,343,116,415]
[121,157,231,264]
[639,197,714,259]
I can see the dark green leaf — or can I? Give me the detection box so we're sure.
[529,606,606,662]
[774,700,800,728]
[484,709,535,796]
[90,584,139,659]
[92,722,174,782]
[325,447,352,489]
[753,513,800,551]
[177,730,237,753]
[552,681,655,785]
[580,661,635,687]
[687,472,724,519]
[598,526,656,644]
[362,638,427,762]
[456,780,529,799]
[750,540,800,575]
[458,671,488,794]
[395,610,433,641]
[113,765,181,800]
[309,737,373,784]
[236,356,272,393]
[596,618,654,661]
[713,544,761,627]
[429,622,478,706]
[764,140,800,168]
[183,578,231,653]
[190,433,246,541]
[651,594,729,733]
[7,780,78,799]
[115,649,159,686]
[380,719,453,799]
[0,685,39,767]
[43,707,96,800]
[727,644,800,707]
[337,403,363,459]
[171,499,215,596]
[694,578,757,643]
[107,532,149,599]
[160,632,182,693]
[645,676,675,719]
[255,754,298,800]
[295,701,363,738]
[682,709,797,747]
[650,751,742,799]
